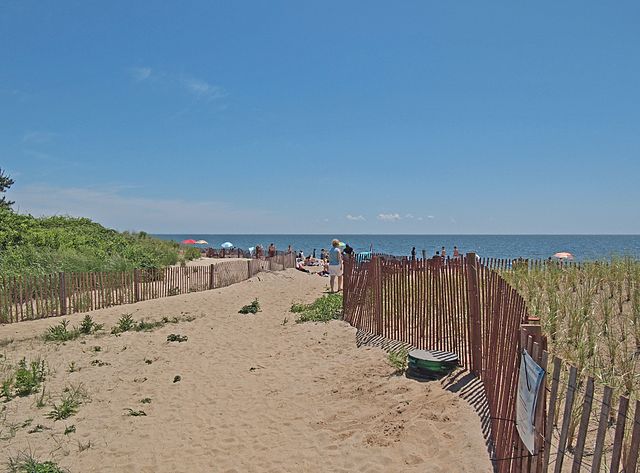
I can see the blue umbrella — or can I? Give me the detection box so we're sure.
[221,242,234,249]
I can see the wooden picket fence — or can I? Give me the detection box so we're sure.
[343,254,640,473]
[0,254,295,323]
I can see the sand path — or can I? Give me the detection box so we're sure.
[0,269,492,472]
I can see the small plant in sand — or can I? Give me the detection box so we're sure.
[140,397,152,404]
[63,425,75,435]
[167,334,188,343]
[135,319,164,331]
[124,408,147,416]
[111,313,135,334]
[387,348,409,374]
[292,293,343,323]
[44,320,79,342]
[238,299,261,314]
[7,452,68,473]
[1,358,47,400]
[78,314,104,335]
[47,384,88,421]
[67,362,78,373]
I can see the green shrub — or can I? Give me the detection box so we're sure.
[111,313,135,334]
[239,299,261,314]
[183,246,201,261]
[44,320,79,342]
[78,315,103,334]
[292,293,343,323]
[0,210,180,276]
[13,358,46,396]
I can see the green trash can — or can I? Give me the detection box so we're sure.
[407,349,459,380]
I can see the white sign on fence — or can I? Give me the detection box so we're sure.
[516,349,545,454]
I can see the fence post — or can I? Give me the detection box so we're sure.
[374,256,384,335]
[247,260,252,279]
[133,269,140,302]
[422,249,426,260]
[59,272,67,316]
[465,253,482,375]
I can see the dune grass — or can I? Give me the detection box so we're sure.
[291,293,343,323]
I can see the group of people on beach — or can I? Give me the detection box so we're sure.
[294,239,348,293]
[410,245,462,262]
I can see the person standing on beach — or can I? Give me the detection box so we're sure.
[411,247,416,261]
[441,246,446,258]
[453,246,460,258]
[329,239,343,293]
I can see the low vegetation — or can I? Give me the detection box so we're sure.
[0,208,190,277]
[238,299,261,314]
[7,452,68,473]
[44,315,103,342]
[387,348,409,374]
[291,293,343,323]
[1,358,46,400]
[47,384,88,421]
[167,334,188,343]
[503,256,640,401]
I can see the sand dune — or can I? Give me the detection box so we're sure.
[0,269,491,472]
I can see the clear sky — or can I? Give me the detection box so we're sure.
[2,1,639,234]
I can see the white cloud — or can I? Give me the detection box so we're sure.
[377,213,402,221]
[346,214,365,221]
[427,215,435,219]
[22,131,58,144]
[129,67,152,81]
[404,213,414,219]
[180,76,227,100]
[11,185,278,233]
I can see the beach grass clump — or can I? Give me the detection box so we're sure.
[124,408,147,417]
[238,299,261,314]
[44,320,80,342]
[387,348,409,374]
[111,313,135,334]
[78,314,103,335]
[7,452,68,473]
[111,313,183,334]
[47,384,88,421]
[292,293,343,323]
[503,256,640,403]
[1,358,46,400]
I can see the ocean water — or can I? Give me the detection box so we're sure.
[154,235,640,262]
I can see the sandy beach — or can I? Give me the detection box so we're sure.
[0,269,491,472]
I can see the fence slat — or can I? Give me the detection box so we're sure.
[554,365,578,473]
[609,396,629,473]
[571,377,594,473]
[591,386,613,473]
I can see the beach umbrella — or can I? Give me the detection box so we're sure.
[221,242,234,249]
[553,252,574,260]
[182,239,197,244]
[195,240,208,245]
[338,241,346,249]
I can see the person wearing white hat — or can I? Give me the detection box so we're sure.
[329,239,343,293]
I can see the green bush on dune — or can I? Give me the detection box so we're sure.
[0,208,199,276]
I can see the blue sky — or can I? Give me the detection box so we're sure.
[2,1,639,234]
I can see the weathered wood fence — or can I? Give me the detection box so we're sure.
[343,253,640,473]
[0,254,295,323]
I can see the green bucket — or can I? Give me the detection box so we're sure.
[407,349,459,379]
